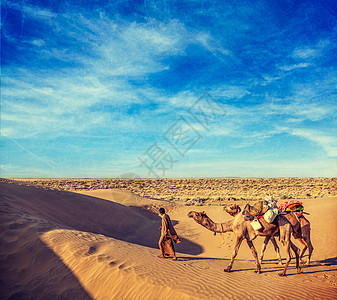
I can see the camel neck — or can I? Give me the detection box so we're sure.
[200,217,233,233]
[215,220,234,233]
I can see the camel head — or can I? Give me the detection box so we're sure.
[187,211,215,231]
[224,204,241,217]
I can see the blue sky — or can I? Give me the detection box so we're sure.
[1,0,337,178]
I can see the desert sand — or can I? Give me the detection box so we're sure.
[1,178,337,299]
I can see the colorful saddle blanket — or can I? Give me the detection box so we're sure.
[279,200,304,213]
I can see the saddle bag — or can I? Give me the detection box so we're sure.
[250,219,262,231]
[264,208,278,223]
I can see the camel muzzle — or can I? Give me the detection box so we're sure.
[187,211,194,218]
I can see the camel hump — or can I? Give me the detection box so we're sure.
[243,200,279,227]
[243,201,265,217]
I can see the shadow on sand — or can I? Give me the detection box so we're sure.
[1,182,203,254]
[0,181,205,299]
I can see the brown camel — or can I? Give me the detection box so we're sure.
[268,212,313,266]
[188,209,301,276]
[294,214,313,265]
[225,204,313,266]
[224,204,282,265]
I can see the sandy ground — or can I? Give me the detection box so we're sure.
[1,180,337,299]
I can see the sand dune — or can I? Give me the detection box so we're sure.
[1,180,337,299]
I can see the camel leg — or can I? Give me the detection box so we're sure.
[299,217,313,266]
[299,236,313,266]
[306,239,314,266]
[224,236,243,272]
[278,241,291,276]
[260,237,282,266]
[298,238,308,258]
[270,236,282,266]
[259,236,269,265]
[290,241,301,274]
[246,240,261,273]
[297,237,308,264]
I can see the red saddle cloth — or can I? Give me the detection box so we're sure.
[279,200,304,214]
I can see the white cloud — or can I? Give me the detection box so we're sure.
[6,2,57,21]
[278,62,311,71]
[30,39,45,47]
[91,20,188,77]
[212,85,249,100]
[265,102,332,122]
[292,40,330,60]
[291,129,337,157]
[292,48,319,59]
[198,98,336,153]
[274,127,337,158]
[195,32,231,56]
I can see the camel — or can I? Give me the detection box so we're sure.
[188,209,301,276]
[224,204,283,265]
[224,204,313,266]
[259,213,313,266]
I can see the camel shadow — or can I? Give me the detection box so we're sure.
[259,257,337,276]
[316,257,337,266]
[177,256,227,262]
[178,257,302,275]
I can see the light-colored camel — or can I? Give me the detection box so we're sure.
[188,209,301,276]
[225,204,313,266]
[224,204,283,265]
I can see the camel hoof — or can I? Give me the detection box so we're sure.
[301,261,309,267]
[278,272,285,277]
[297,268,302,274]
[255,269,262,274]
[224,268,231,272]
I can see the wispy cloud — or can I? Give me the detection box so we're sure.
[275,127,337,157]
[4,137,56,168]
[292,40,330,60]
[278,62,311,71]
[2,4,236,140]
[291,129,337,157]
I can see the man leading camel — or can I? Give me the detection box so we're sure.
[158,208,181,261]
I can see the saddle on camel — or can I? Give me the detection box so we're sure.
[243,199,306,239]
[279,200,306,239]
[242,198,279,232]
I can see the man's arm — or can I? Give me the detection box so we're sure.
[161,215,168,236]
